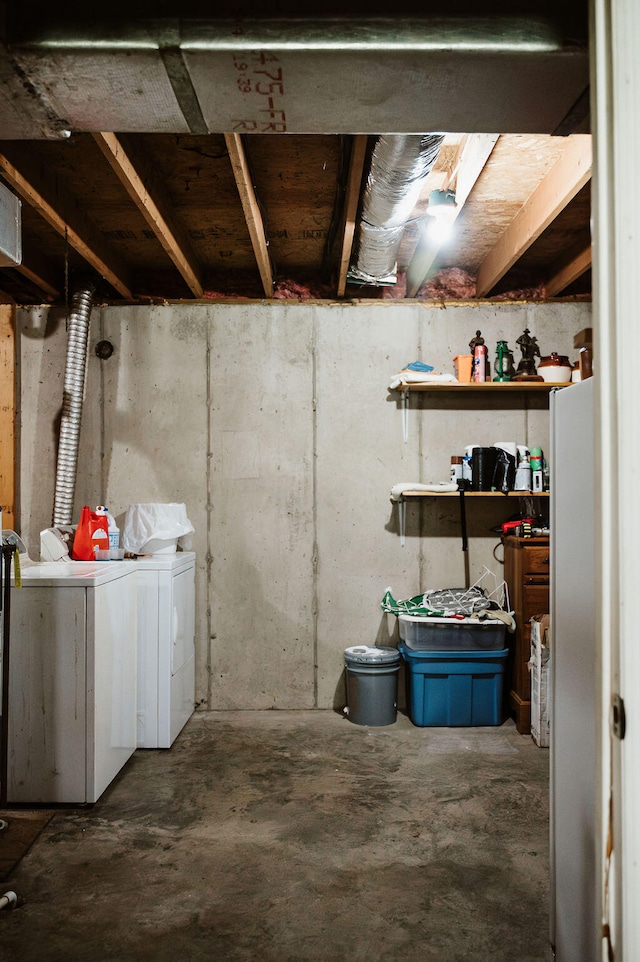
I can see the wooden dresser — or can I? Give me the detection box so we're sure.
[503,535,550,734]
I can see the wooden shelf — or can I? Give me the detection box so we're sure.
[393,381,570,393]
[398,490,550,498]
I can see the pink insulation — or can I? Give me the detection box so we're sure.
[492,284,547,301]
[417,268,477,300]
[202,290,247,299]
[382,269,549,302]
[382,268,477,300]
[272,279,335,300]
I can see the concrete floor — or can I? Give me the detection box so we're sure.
[0,711,549,962]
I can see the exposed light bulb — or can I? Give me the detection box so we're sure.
[424,214,454,243]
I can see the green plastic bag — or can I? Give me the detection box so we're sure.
[380,588,443,618]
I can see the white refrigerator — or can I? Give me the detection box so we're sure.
[549,377,597,961]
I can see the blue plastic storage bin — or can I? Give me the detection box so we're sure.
[398,642,509,727]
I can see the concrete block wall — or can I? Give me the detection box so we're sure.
[17,299,590,710]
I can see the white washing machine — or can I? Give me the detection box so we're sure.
[8,560,138,803]
[130,551,196,749]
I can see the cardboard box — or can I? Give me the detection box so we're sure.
[530,614,550,747]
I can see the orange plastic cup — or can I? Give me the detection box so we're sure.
[454,354,473,382]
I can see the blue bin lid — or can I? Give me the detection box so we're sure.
[397,641,509,661]
[344,645,400,665]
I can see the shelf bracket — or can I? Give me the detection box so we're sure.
[399,497,406,548]
[401,389,409,444]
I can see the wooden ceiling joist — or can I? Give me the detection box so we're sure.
[17,245,60,299]
[337,135,368,298]
[475,134,592,298]
[224,134,274,299]
[0,147,133,299]
[405,133,499,297]
[545,244,592,296]
[93,132,204,298]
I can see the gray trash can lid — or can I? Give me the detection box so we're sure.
[344,645,400,665]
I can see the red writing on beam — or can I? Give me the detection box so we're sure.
[230,50,287,132]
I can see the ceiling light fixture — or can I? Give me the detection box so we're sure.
[427,188,457,219]
[424,188,458,243]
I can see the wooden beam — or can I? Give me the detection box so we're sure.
[16,242,60,299]
[545,244,592,296]
[0,146,133,299]
[0,305,16,529]
[224,134,273,298]
[93,132,204,298]
[337,135,369,298]
[406,134,499,297]
[476,135,592,297]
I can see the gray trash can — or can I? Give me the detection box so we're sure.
[344,645,400,726]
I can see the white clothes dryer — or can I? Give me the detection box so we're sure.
[131,552,196,748]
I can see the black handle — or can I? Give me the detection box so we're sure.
[458,488,468,553]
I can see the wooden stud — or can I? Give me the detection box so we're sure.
[476,135,592,297]
[93,132,204,298]
[224,134,273,298]
[0,146,133,299]
[0,305,16,528]
[545,244,592,296]
[337,135,369,298]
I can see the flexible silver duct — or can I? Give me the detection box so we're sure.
[52,287,95,526]
[348,134,444,286]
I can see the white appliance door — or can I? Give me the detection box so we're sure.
[8,586,87,803]
[169,565,195,744]
[86,573,137,802]
[550,378,596,962]
[171,566,195,676]
[135,569,161,748]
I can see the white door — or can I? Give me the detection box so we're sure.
[592,0,640,956]
[550,380,596,961]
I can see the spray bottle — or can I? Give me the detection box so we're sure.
[529,448,544,493]
[514,446,532,491]
[469,330,488,382]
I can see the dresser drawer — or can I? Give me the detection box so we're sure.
[522,584,550,623]
[524,574,549,586]
[522,546,551,575]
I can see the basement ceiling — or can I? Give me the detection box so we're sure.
[0,6,591,305]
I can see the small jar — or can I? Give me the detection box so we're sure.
[450,456,464,484]
[537,353,572,383]
[579,346,593,380]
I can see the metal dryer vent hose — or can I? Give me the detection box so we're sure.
[53,286,95,527]
[349,134,444,286]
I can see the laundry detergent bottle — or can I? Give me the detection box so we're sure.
[96,505,119,550]
[89,507,109,557]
